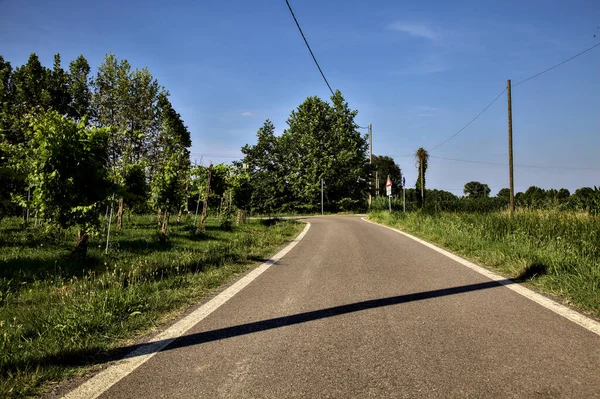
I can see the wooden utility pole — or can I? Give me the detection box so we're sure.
[368,124,373,206]
[420,157,424,205]
[200,162,213,232]
[507,79,515,216]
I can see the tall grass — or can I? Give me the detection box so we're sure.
[0,215,302,398]
[369,210,600,318]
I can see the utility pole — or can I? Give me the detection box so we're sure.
[507,79,515,216]
[368,124,373,207]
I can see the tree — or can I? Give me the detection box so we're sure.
[497,188,510,200]
[240,91,368,213]
[68,55,92,120]
[10,53,52,144]
[92,53,164,229]
[48,54,71,115]
[241,119,289,214]
[230,169,252,224]
[150,94,191,234]
[372,155,402,197]
[557,188,570,201]
[280,91,368,212]
[27,111,113,255]
[464,181,491,198]
[123,163,149,214]
[415,147,429,206]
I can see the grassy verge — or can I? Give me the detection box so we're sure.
[0,215,302,398]
[368,210,600,318]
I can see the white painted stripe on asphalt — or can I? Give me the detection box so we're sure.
[362,217,600,338]
[63,222,311,399]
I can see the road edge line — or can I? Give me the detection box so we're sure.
[361,217,600,338]
[62,222,312,399]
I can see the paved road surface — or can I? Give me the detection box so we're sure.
[70,216,600,398]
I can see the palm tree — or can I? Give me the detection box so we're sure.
[415,147,429,206]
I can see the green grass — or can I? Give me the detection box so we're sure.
[0,214,303,398]
[368,210,600,318]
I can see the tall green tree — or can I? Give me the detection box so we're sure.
[240,119,289,214]
[415,147,429,206]
[280,90,369,212]
[27,111,113,255]
[150,94,191,234]
[464,181,491,198]
[68,55,92,120]
[92,53,164,229]
[10,53,52,144]
[48,54,71,115]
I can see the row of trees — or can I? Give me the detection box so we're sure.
[0,52,195,254]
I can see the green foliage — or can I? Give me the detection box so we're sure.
[496,188,510,200]
[123,163,149,214]
[414,147,429,205]
[230,171,252,210]
[27,111,113,251]
[372,155,403,196]
[48,54,71,115]
[464,181,491,198]
[67,55,92,120]
[241,90,369,214]
[150,95,191,226]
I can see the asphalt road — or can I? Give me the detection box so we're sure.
[76,216,600,398]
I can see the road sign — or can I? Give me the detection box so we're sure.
[386,175,392,197]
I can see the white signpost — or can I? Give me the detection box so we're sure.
[386,175,392,212]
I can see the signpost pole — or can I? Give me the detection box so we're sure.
[402,177,406,213]
[385,175,392,213]
[321,178,324,215]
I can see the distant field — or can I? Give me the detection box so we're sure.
[368,210,600,319]
[0,215,302,398]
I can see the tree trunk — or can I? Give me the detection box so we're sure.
[161,210,169,235]
[117,197,124,230]
[75,230,89,257]
[157,208,162,227]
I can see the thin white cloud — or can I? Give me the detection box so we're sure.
[241,111,255,117]
[394,54,448,75]
[389,23,438,41]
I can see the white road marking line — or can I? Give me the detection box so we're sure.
[362,217,600,337]
[63,222,311,399]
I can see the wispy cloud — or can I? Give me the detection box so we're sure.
[389,22,438,41]
[394,53,448,75]
[241,111,255,117]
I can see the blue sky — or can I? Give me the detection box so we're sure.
[1,0,598,194]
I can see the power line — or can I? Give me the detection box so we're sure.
[426,42,600,152]
[428,88,506,152]
[430,155,600,170]
[285,0,334,96]
[513,42,600,87]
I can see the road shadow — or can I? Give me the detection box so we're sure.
[8,278,515,375]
